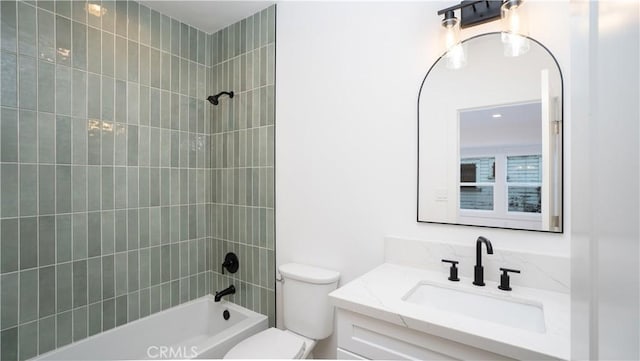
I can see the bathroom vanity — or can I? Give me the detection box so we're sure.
[329,238,570,360]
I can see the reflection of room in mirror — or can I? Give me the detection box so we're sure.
[417,33,563,232]
[458,102,544,229]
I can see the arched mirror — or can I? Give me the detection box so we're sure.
[417,33,563,232]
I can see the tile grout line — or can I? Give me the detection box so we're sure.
[82,3,90,342]
[16,2,23,358]
[50,1,59,352]
[0,269,213,333]
[0,238,216,275]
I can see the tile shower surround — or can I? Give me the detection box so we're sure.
[208,4,276,331]
[0,1,276,360]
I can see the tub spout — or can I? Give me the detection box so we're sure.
[214,285,236,302]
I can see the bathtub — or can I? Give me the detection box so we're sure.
[36,295,268,360]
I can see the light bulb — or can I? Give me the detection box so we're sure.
[501,0,530,57]
[440,11,466,69]
[509,6,521,33]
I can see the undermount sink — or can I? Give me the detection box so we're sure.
[402,282,546,333]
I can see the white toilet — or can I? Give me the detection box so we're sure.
[224,263,340,359]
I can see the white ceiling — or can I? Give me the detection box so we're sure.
[141,1,275,34]
[460,102,542,149]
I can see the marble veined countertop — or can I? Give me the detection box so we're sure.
[329,263,570,360]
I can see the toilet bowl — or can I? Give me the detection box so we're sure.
[223,263,340,359]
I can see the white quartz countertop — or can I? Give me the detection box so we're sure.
[329,263,570,360]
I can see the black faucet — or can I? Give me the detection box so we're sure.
[214,285,236,302]
[473,236,493,286]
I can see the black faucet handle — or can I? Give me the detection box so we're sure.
[498,267,521,291]
[221,252,239,275]
[441,259,460,282]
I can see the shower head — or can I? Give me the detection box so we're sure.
[207,91,234,105]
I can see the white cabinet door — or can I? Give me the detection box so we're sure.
[336,310,514,361]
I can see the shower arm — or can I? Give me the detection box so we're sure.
[216,91,234,98]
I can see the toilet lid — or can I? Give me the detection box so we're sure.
[224,328,306,359]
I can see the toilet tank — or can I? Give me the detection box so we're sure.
[278,263,340,340]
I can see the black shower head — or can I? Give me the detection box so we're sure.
[207,91,234,105]
[206,95,219,105]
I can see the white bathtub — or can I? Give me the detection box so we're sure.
[35,295,268,360]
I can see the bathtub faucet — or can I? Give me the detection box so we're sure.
[214,285,236,302]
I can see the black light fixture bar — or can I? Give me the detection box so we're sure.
[437,0,483,15]
[437,0,503,29]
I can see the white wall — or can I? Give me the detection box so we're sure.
[275,1,571,358]
[570,1,640,359]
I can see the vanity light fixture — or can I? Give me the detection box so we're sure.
[437,1,503,29]
[437,0,530,65]
[492,113,502,118]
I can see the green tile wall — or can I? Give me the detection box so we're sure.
[207,6,276,327]
[0,1,219,359]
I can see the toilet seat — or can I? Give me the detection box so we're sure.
[224,328,308,359]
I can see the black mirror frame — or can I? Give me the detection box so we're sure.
[416,32,565,233]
